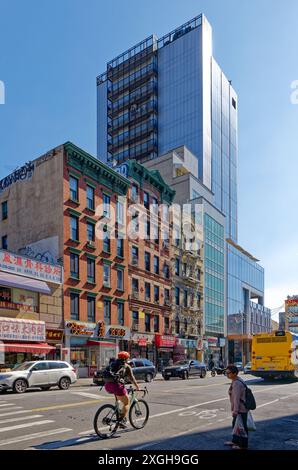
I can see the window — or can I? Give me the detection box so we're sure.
[175,287,180,305]
[103,194,111,218]
[87,222,95,242]
[104,300,111,323]
[164,288,170,304]
[143,191,149,209]
[184,319,188,331]
[183,290,188,307]
[153,256,159,274]
[154,315,159,332]
[153,224,159,244]
[232,97,237,109]
[131,246,139,265]
[1,235,8,250]
[175,319,180,334]
[131,184,138,201]
[145,313,151,332]
[117,302,124,325]
[70,292,79,320]
[2,201,7,220]
[117,199,124,225]
[86,186,94,210]
[175,259,180,276]
[131,211,139,232]
[87,297,95,322]
[145,252,150,271]
[154,286,159,302]
[182,263,187,276]
[70,216,78,241]
[164,317,170,331]
[132,278,139,295]
[145,282,151,301]
[164,263,170,279]
[103,231,111,253]
[70,253,79,278]
[87,258,95,283]
[146,220,150,239]
[70,176,78,201]
[117,269,124,290]
[32,362,49,371]
[103,264,111,287]
[117,237,124,257]
[132,311,139,329]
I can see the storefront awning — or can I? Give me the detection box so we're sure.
[87,339,116,347]
[0,342,56,354]
[0,272,51,294]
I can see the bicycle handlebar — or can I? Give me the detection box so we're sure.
[127,386,148,397]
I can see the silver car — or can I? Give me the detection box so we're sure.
[0,360,77,393]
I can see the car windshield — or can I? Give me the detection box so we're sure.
[12,362,34,371]
[174,361,189,366]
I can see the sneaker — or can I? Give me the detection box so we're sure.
[118,418,128,429]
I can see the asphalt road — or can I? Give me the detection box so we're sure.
[0,373,298,450]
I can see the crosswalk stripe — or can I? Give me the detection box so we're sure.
[0,415,43,425]
[72,392,104,399]
[0,428,73,447]
[0,420,54,433]
[0,410,33,418]
[0,406,22,412]
[0,403,16,407]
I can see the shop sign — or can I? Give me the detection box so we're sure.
[0,317,45,341]
[105,325,130,340]
[115,163,128,178]
[207,336,218,348]
[203,340,208,350]
[155,334,176,348]
[66,321,95,336]
[46,329,63,342]
[0,249,63,284]
[94,320,106,337]
[131,333,154,345]
[286,298,298,307]
[177,338,197,349]
[219,338,226,347]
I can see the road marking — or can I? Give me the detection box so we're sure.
[134,441,163,450]
[72,392,104,400]
[0,428,73,447]
[0,420,54,433]
[280,392,298,400]
[31,397,113,412]
[0,406,22,412]
[257,399,279,409]
[0,403,17,407]
[0,414,43,425]
[0,409,35,418]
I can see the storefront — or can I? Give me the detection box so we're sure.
[176,338,198,360]
[46,329,64,360]
[204,335,221,365]
[0,317,55,370]
[130,333,155,363]
[154,334,177,370]
[65,321,130,378]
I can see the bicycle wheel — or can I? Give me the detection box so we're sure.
[129,399,149,429]
[93,404,119,438]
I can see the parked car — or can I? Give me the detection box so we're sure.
[93,358,157,385]
[0,360,77,394]
[243,362,252,374]
[162,360,207,380]
[234,361,243,371]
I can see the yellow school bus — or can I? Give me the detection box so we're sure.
[251,330,298,379]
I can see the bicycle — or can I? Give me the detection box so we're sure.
[93,386,149,439]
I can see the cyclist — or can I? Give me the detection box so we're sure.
[103,351,140,428]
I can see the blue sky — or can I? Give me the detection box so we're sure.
[0,0,297,314]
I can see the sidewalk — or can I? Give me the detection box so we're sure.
[72,373,164,387]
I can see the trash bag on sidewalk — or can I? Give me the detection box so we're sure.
[232,414,248,438]
[247,411,256,432]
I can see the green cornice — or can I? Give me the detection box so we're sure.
[115,263,125,270]
[64,141,130,196]
[102,259,113,265]
[115,298,126,303]
[102,295,113,301]
[125,160,175,204]
[85,216,96,225]
[84,252,97,260]
[67,208,81,218]
[68,287,82,294]
[86,292,97,298]
[68,247,82,255]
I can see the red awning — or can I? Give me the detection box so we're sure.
[87,339,115,347]
[0,342,56,354]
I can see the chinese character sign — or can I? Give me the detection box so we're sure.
[0,318,46,341]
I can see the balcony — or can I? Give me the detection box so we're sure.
[131,291,139,300]
[107,80,157,119]
[108,119,158,152]
[112,138,158,165]
[108,100,158,134]
[107,62,158,100]
[107,45,156,81]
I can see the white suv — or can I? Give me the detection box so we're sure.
[0,360,77,393]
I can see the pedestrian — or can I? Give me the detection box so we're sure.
[208,356,215,371]
[224,364,249,450]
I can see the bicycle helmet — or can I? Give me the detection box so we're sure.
[118,351,130,360]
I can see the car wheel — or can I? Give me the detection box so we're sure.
[40,386,51,391]
[13,378,28,394]
[181,371,188,380]
[145,373,153,383]
[164,376,170,381]
[58,376,71,390]
[200,369,207,379]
